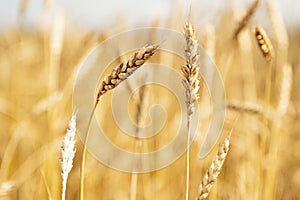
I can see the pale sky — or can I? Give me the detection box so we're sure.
[0,0,299,30]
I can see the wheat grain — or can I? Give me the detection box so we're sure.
[196,135,231,200]
[233,0,260,38]
[254,26,274,62]
[60,114,76,200]
[95,44,158,105]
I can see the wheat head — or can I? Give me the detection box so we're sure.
[60,114,77,200]
[233,0,260,38]
[182,22,200,115]
[196,135,231,200]
[227,100,263,115]
[254,26,274,62]
[182,22,201,200]
[95,44,158,105]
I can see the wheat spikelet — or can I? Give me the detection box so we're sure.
[233,0,260,38]
[96,44,158,105]
[254,26,274,62]
[196,135,231,200]
[60,114,77,200]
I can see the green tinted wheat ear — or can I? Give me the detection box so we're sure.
[254,26,274,62]
[196,135,231,200]
[182,22,200,200]
[95,44,158,106]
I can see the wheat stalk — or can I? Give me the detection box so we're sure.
[202,24,216,61]
[196,135,231,200]
[253,26,275,199]
[130,83,149,200]
[277,63,292,116]
[254,26,274,62]
[233,0,260,38]
[182,22,200,200]
[80,44,158,200]
[59,114,76,200]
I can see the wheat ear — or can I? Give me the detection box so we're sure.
[233,0,260,38]
[80,44,158,200]
[254,26,274,62]
[95,44,158,106]
[196,135,231,200]
[227,100,263,115]
[59,114,76,200]
[182,22,200,200]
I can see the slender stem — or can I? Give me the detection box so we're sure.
[62,178,66,200]
[185,113,191,200]
[130,85,146,200]
[259,60,272,199]
[80,102,98,200]
[130,173,138,200]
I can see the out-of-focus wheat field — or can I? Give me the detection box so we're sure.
[0,0,300,199]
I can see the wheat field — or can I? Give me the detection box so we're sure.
[0,0,300,199]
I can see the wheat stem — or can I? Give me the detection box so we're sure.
[253,25,274,199]
[182,22,200,200]
[130,84,148,200]
[79,44,158,200]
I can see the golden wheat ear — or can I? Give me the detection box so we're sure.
[182,22,201,200]
[95,44,158,105]
[227,100,263,115]
[182,22,201,112]
[254,26,274,62]
[196,135,231,200]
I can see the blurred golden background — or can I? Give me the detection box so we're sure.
[0,0,300,199]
